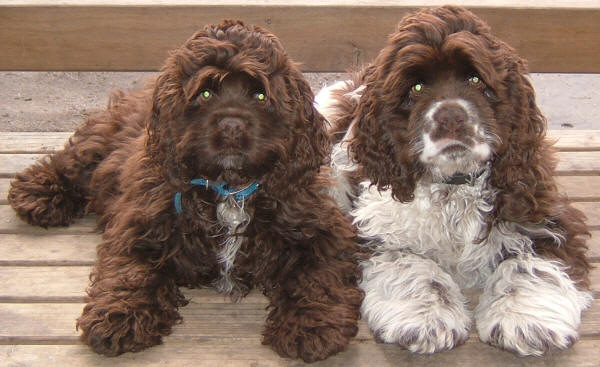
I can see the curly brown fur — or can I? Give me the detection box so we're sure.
[8,20,362,362]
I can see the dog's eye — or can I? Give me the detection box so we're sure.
[411,83,424,93]
[468,76,483,85]
[200,90,212,100]
[254,92,267,102]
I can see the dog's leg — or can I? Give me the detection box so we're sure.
[475,254,592,356]
[7,108,124,227]
[360,250,471,353]
[77,244,187,356]
[260,201,363,363]
[262,261,363,362]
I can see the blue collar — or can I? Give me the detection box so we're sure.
[174,179,260,215]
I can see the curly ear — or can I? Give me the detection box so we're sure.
[349,70,422,202]
[145,38,205,184]
[265,68,330,195]
[490,56,559,223]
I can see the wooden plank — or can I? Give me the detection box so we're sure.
[5,1,598,7]
[0,178,7,204]
[0,230,595,266]
[548,130,600,152]
[0,299,597,343]
[0,2,599,72]
[0,132,70,153]
[0,234,99,266]
[0,205,597,264]
[573,202,600,229]
[4,202,597,238]
[0,300,597,343]
[589,231,600,261]
[1,340,600,367]
[1,266,598,303]
[555,176,600,201]
[0,266,90,302]
[3,176,600,206]
[0,302,266,341]
[0,206,96,234]
[0,130,596,154]
[0,154,45,178]
[0,266,270,303]
[555,152,600,175]
[3,151,599,178]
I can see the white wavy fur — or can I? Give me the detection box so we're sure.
[213,197,251,295]
[315,81,592,355]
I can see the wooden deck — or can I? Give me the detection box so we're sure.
[0,130,598,366]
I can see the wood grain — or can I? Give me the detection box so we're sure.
[1,3,599,72]
[1,266,597,303]
[3,151,599,178]
[0,131,597,153]
[0,206,96,234]
[547,130,600,152]
[0,132,71,153]
[555,152,600,175]
[3,340,598,367]
[0,300,597,342]
[0,234,99,265]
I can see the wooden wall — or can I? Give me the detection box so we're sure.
[1,1,599,72]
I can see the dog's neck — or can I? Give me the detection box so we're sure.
[426,162,491,187]
[173,179,259,215]
[441,168,487,185]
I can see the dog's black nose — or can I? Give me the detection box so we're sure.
[434,104,467,131]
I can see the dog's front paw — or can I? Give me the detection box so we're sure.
[8,164,84,227]
[360,253,471,353]
[77,303,174,356]
[368,301,471,353]
[476,256,592,356]
[265,324,352,363]
[477,313,579,356]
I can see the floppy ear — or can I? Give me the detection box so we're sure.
[349,66,422,202]
[292,70,330,174]
[264,67,331,194]
[490,53,559,224]
[145,33,208,183]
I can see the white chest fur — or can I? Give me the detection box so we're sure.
[352,172,538,288]
[213,197,251,294]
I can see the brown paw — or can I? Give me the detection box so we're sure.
[265,324,354,363]
[77,304,174,356]
[8,165,85,227]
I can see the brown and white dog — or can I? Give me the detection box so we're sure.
[316,6,591,356]
[8,20,363,362]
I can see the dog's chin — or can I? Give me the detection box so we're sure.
[425,148,489,180]
[419,136,492,179]
[208,152,278,186]
[217,154,247,170]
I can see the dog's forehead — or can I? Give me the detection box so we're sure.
[220,72,261,91]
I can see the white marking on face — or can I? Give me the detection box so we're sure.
[418,99,492,175]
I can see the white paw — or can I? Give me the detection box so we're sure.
[370,298,471,353]
[476,256,592,356]
[477,310,580,356]
[360,252,471,353]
